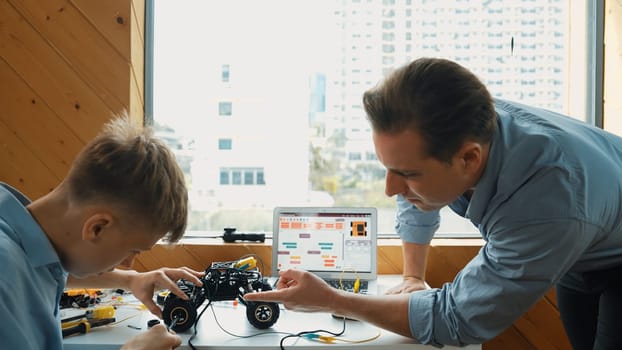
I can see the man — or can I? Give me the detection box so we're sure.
[0,116,204,350]
[245,58,622,349]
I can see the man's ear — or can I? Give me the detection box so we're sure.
[457,141,484,175]
[82,213,114,241]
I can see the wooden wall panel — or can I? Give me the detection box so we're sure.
[130,0,144,109]
[0,0,111,143]
[513,298,570,350]
[0,62,83,178]
[486,327,536,350]
[70,0,131,61]
[0,115,58,196]
[9,0,129,108]
[0,0,144,198]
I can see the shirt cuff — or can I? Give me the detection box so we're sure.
[396,220,438,244]
[395,195,440,243]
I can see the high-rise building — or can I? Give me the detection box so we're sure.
[321,0,568,171]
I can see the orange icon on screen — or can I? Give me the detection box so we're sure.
[350,221,367,236]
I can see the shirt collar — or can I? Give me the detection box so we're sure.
[0,183,62,268]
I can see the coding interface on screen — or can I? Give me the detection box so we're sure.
[276,212,373,273]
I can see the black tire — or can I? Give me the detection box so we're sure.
[162,297,197,332]
[246,301,280,329]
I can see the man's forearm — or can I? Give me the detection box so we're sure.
[402,241,429,280]
[332,291,413,338]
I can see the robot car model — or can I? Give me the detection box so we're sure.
[162,256,279,332]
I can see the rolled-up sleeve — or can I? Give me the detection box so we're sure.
[395,194,439,244]
[407,219,599,347]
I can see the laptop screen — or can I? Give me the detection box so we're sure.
[272,207,377,280]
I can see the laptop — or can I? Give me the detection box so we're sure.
[271,207,378,294]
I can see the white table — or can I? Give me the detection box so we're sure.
[63,276,481,350]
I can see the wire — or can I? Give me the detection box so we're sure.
[109,312,141,326]
[209,308,379,348]
[182,256,378,350]
[187,278,217,350]
[338,268,360,293]
[329,330,382,343]
[278,316,346,350]
[209,304,294,339]
[188,299,212,350]
[187,256,282,349]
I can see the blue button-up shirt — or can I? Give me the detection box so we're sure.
[0,183,67,349]
[398,99,622,346]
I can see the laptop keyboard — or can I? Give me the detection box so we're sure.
[326,279,369,294]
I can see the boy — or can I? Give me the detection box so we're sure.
[0,116,203,349]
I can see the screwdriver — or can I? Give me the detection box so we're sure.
[62,317,116,337]
[61,305,115,323]
[167,316,180,332]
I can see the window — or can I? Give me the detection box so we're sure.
[218,102,232,116]
[244,170,254,185]
[151,1,591,237]
[382,9,395,17]
[218,138,232,150]
[382,44,395,53]
[382,56,394,65]
[232,170,241,185]
[382,21,395,29]
[382,32,395,41]
[348,152,362,161]
[219,167,266,186]
[257,170,265,185]
[222,64,230,82]
[604,0,618,135]
[220,170,229,185]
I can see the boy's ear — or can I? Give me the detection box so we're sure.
[82,213,114,241]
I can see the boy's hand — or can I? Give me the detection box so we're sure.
[128,267,204,317]
[121,324,181,350]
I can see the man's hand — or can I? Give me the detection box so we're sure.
[244,269,340,313]
[246,269,413,338]
[127,267,204,317]
[121,324,181,350]
[384,276,428,295]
